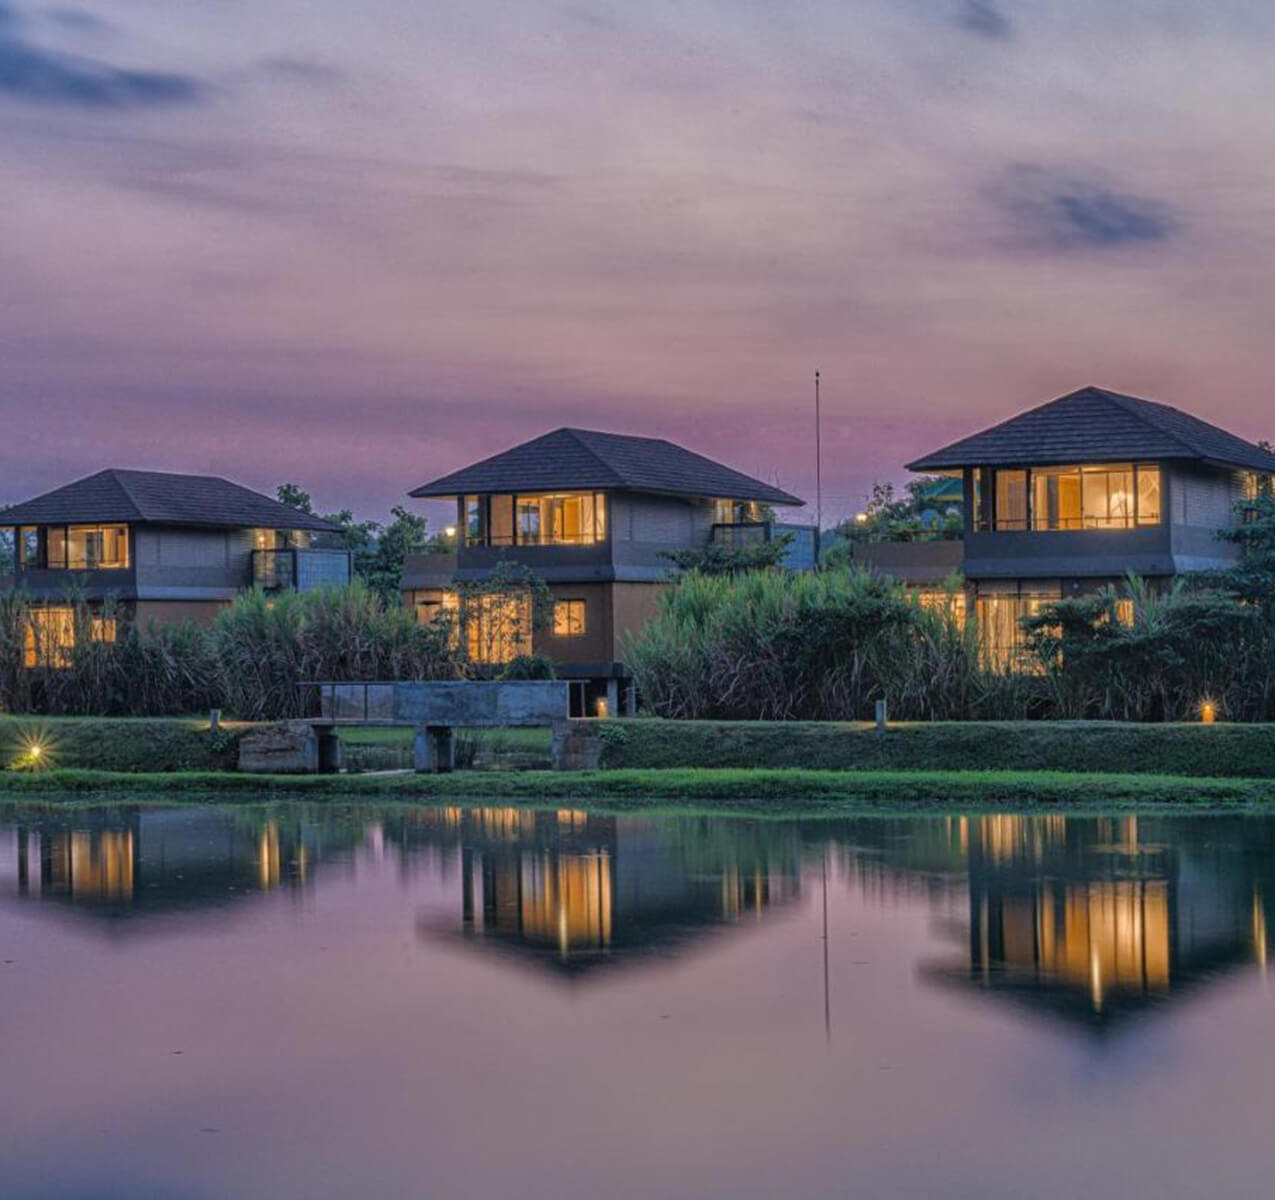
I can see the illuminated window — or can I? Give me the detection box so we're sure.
[913,589,967,624]
[713,499,763,525]
[553,599,586,637]
[975,591,1058,671]
[993,470,1029,531]
[991,465,1162,531]
[1031,468,1083,530]
[1136,466,1161,525]
[1081,466,1134,529]
[476,494,607,546]
[462,592,533,663]
[23,608,118,668]
[41,525,130,569]
[413,589,459,627]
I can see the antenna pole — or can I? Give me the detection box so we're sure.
[815,369,823,559]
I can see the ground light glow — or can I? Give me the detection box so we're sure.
[1201,700,1218,724]
[12,726,56,771]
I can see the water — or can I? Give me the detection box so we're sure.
[2,802,1274,1199]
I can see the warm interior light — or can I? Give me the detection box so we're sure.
[595,697,609,718]
[1200,700,1217,724]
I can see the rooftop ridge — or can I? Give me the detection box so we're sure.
[1095,388,1200,458]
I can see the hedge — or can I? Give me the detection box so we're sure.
[592,719,1275,778]
[0,716,253,773]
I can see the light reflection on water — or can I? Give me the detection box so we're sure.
[2,803,1274,1198]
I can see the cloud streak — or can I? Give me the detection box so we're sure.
[991,164,1178,251]
[0,3,202,107]
[957,0,1013,39]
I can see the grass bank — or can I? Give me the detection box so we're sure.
[0,766,1271,811]
[0,715,251,772]
[595,719,1275,778]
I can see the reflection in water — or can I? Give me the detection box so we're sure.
[6,802,1275,1199]
[848,813,1274,1029]
[4,810,341,918]
[395,806,803,975]
[3,804,1275,1029]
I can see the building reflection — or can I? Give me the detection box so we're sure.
[401,807,802,976]
[3,808,334,921]
[834,813,1275,1031]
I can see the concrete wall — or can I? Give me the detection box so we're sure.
[534,582,616,666]
[611,492,713,581]
[1169,464,1243,571]
[852,540,964,584]
[134,599,229,626]
[134,525,253,600]
[611,580,669,656]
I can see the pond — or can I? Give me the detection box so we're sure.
[2,802,1274,1198]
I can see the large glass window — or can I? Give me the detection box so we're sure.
[1081,466,1134,529]
[477,494,606,546]
[975,591,1058,671]
[462,592,533,663]
[713,499,763,525]
[991,465,1162,531]
[1136,467,1162,525]
[464,496,486,546]
[23,607,116,668]
[1031,468,1083,530]
[20,527,40,567]
[489,495,514,546]
[35,525,130,569]
[994,471,1029,531]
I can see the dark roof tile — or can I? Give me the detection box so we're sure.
[907,387,1275,473]
[410,427,804,506]
[0,469,340,532]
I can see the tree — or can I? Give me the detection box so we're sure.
[361,505,440,601]
[276,483,314,514]
[661,535,793,576]
[826,479,961,558]
[452,563,553,670]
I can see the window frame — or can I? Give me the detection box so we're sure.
[552,598,587,637]
[986,464,1163,532]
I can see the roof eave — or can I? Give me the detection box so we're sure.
[407,483,804,506]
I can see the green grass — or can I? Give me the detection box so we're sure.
[0,714,251,772]
[594,718,1275,778]
[1,766,1271,812]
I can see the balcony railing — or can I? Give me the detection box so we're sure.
[253,548,352,592]
[710,522,771,548]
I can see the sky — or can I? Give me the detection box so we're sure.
[2,0,1274,528]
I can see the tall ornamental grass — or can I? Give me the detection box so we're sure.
[0,580,465,720]
[624,568,1024,721]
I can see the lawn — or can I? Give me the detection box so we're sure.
[1,766,1272,813]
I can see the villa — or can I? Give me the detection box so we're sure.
[403,426,805,714]
[868,385,1275,662]
[0,469,349,664]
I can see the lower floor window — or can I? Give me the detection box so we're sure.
[412,588,531,664]
[24,608,117,668]
[553,599,587,637]
[974,592,1059,672]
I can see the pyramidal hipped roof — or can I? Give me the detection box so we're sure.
[410,427,804,506]
[0,469,341,532]
[907,386,1275,474]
